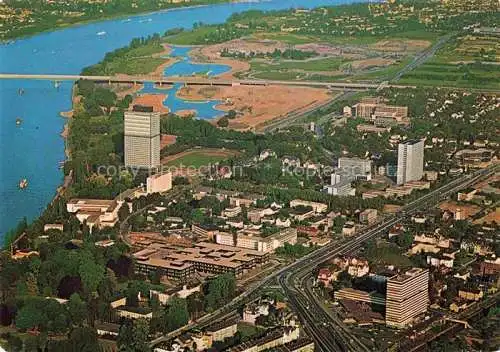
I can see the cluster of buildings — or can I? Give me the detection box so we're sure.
[321,171,500,332]
[323,262,430,328]
[154,296,314,352]
[132,234,270,281]
[349,96,410,127]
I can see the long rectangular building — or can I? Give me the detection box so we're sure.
[133,242,269,281]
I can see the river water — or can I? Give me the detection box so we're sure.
[0,0,362,239]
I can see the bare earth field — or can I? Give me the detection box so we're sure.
[371,39,431,52]
[190,45,251,79]
[131,93,169,113]
[351,58,396,70]
[176,84,332,131]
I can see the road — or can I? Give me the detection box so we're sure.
[392,33,454,82]
[259,90,357,133]
[0,73,411,91]
[150,165,498,348]
[276,165,498,351]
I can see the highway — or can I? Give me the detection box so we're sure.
[0,72,410,91]
[276,165,498,352]
[392,33,454,82]
[150,165,498,349]
[259,90,358,133]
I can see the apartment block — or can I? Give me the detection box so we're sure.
[386,268,429,328]
[124,110,161,169]
[338,157,372,180]
[397,139,424,185]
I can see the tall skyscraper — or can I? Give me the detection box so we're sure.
[386,268,429,328]
[124,109,160,169]
[397,139,424,185]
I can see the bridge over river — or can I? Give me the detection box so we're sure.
[0,73,405,91]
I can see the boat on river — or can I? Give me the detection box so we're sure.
[15,117,23,126]
[19,179,28,190]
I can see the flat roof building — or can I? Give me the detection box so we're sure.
[133,241,269,281]
[147,172,172,194]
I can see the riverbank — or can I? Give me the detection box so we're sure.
[1,0,232,42]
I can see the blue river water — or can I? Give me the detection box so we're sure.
[0,0,363,239]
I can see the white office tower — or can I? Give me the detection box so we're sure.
[386,268,429,328]
[397,139,424,185]
[124,111,161,169]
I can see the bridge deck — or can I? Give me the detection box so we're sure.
[0,73,398,90]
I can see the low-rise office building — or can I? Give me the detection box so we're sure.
[289,200,328,213]
[133,242,269,281]
[66,198,122,232]
[146,172,172,194]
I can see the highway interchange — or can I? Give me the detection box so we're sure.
[150,165,499,349]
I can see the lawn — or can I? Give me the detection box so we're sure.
[251,57,344,72]
[163,149,239,168]
[238,322,265,340]
[164,26,218,45]
[83,41,166,75]
[252,32,319,45]
[398,62,500,89]
[364,242,413,268]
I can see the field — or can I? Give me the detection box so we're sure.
[83,42,170,76]
[176,84,332,131]
[162,148,240,168]
[398,62,500,89]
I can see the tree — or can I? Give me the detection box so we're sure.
[15,303,45,331]
[204,273,236,311]
[130,319,151,352]
[226,110,237,119]
[117,322,134,351]
[396,231,414,249]
[77,80,96,98]
[337,271,352,288]
[94,87,117,115]
[118,203,130,221]
[66,327,102,352]
[163,296,189,332]
[217,116,229,127]
[68,293,87,326]
[79,252,105,294]
[187,291,205,320]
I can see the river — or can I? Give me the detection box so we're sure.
[0,0,363,239]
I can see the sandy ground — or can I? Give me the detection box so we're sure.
[131,94,169,113]
[351,58,396,70]
[371,39,431,52]
[474,207,500,225]
[200,38,288,57]
[177,84,331,131]
[190,46,250,79]
[111,83,144,98]
[176,109,197,118]
[439,201,481,219]
[161,134,177,149]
